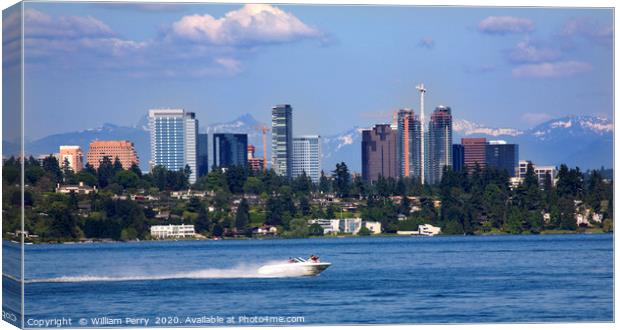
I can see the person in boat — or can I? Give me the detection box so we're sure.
[310,255,319,263]
[288,257,296,263]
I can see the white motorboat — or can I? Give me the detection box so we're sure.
[257,257,331,277]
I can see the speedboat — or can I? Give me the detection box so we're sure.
[257,257,331,277]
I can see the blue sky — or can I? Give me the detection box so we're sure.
[9,2,613,140]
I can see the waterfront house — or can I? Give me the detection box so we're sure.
[150,224,195,239]
[364,221,382,234]
[418,224,441,236]
[308,219,341,234]
[308,218,381,235]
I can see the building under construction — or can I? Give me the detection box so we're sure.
[247,144,265,172]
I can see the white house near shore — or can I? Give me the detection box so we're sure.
[396,224,441,236]
[150,224,195,239]
[308,218,382,235]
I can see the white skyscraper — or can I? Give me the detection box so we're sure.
[148,109,199,184]
[272,104,293,178]
[292,135,321,183]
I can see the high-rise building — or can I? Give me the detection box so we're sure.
[462,137,487,172]
[427,106,453,184]
[486,140,519,176]
[362,124,398,183]
[247,144,265,172]
[86,140,139,170]
[197,133,209,178]
[59,146,84,172]
[272,104,293,178]
[292,135,321,183]
[148,109,199,184]
[213,133,248,168]
[397,109,422,179]
[452,144,465,172]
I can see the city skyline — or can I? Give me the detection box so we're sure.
[8,3,613,141]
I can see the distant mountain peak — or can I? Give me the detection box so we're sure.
[204,113,264,134]
[528,115,612,141]
[453,119,523,137]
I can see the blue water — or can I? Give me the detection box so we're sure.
[4,234,614,327]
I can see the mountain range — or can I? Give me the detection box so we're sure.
[4,114,613,173]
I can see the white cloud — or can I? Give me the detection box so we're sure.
[521,112,553,125]
[25,9,114,39]
[478,16,534,35]
[507,40,561,63]
[169,4,321,46]
[20,5,324,77]
[560,17,612,46]
[512,61,592,78]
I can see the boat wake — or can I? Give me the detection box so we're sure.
[20,260,313,284]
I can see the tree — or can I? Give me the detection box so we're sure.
[113,157,124,174]
[61,158,76,183]
[351,175,367,199]
[129,163,142,178]
[602,219,613,233]
[319,171,331,194]
[48,202,78,239]
[75,171,97,187]
[482,183,506,229]
[97,157,114,188]
[399,195,411,216]
[195,206,211,233]
[235,199,250,231]
[212,223,224,237]
[226,165,248,194]
[558,197,577,230]
[111,170,139,189]
[556,164,584,199]
[25,165,45,185]
[326,204,337,219]
[205,169,228,192]
[3,160,20,185]
[266,196,286,226]
[308,223,324,236]
[333,162,352,197]
[358,226,372,236]
[299,196,312,216]
[284,218,310,238]
[42,156,63,183]
[243,176,263,195]
[292,171,313,196]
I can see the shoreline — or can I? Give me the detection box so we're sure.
[6,229,612,245]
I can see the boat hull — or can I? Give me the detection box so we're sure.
[257,262,331,277]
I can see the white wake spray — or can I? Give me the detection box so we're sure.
[24,260,298,283]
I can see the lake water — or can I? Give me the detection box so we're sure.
[2,234,614,327]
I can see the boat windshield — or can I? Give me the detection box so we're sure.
[294,257,306,263]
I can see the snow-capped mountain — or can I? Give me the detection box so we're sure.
[527,115,613,140]
[321,127,365,172]
[203,113,262,135]
[453,119,523,137]
[517,115,613,169]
